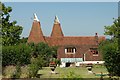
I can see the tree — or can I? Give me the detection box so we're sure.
[2,43,32,66]
[28,55,44,78]
[20,37,28,43]
[0,2,23,46]
[28,42,58,78]
[99,17,120,77]
[28,42,58,66]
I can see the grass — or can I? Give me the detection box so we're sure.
[2,65,29,78]
[3,65,109,79]
[2,65,16,78]
[38,65,108,78]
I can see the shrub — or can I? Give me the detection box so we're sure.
[28,56,43,78]
[28,42,58,67]
[11,63,21,78]
[2,43,32,66]
[56,59,61,66]
[50,58,61,66]
[28,63,39,78]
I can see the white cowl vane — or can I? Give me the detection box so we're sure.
[34,13,39,22]
[54,15,60,24]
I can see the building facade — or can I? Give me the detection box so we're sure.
[28,14,105,67]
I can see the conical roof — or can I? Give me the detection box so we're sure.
[27,13,45,44]
[51,16,64,37]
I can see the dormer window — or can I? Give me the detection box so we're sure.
[91,50,98,54]
[65,47,76,54]
[90,48,98,56]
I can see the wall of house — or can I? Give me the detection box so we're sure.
[85,51,103,61]
[57,46,83,59]
[57,45,102,61]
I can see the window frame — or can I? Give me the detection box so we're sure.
[65,47,76,54]
[90,48,99,56]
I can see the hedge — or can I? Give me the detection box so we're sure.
[2,43,32,66]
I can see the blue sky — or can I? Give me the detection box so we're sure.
[4,2,118,38]
[2,0,120,2]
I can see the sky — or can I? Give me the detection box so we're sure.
[4,2,118,38]
[2,0,120,2]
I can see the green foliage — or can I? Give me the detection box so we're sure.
[51,46,58,58]
[2,42,57,77]
[99,17,120,77]
[1,2,23,46]
[56,59,61,65]
[27,42,58,78]
[2,44,32,66]
[104,17,120,49]
[31,55,44,69]
[50,58,61,66]
[99,41,120,76]
[29,42,58,67]
[28,56,44,78]
[63,71,81,80]
[104,17,119,38]
[20,37,28,43]
[11,63,21,78]
[28,63,39,78]
[104,25,117,37]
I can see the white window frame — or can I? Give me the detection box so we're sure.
[65,47,76,54]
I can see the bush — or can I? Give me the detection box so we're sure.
[28,63,39,78]
[99,41,120,77]
[50,58,61,66]
[28,56,44,78]
[2,43,32,66]
[28,42,58,67]
[11,64,21,78]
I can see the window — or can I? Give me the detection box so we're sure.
[65,47,76,54]
[92,50,98,54]
[90,48,98,56]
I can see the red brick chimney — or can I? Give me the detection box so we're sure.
[51,16,64,37]
[95,33,98,36]
[95,33,98,45]
[27,13,45,44]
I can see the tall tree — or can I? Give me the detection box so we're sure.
[99,17,120,77]
[0,2,23,46]
[29,42,58,66]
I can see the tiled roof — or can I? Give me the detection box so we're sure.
[27,21,45,44]
[28,15,105,45]
[51,23,64,37]
[45,36,105,46]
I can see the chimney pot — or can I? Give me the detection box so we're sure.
[95,33,98,36]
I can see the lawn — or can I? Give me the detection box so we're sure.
[38,65,108,78]
[3,65,109,79]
